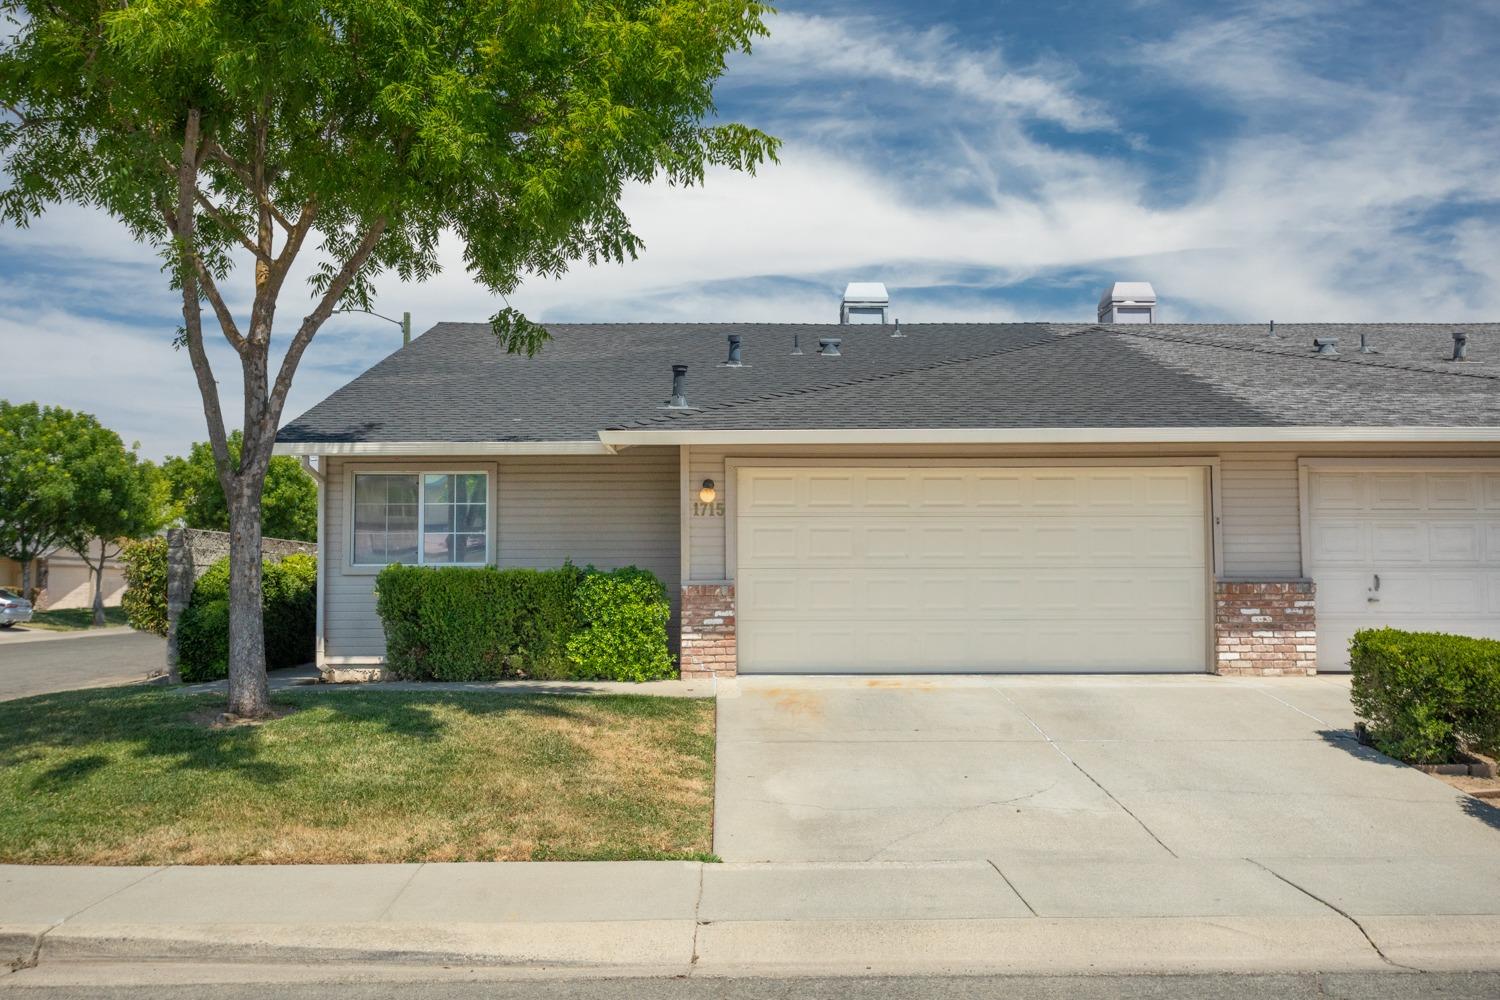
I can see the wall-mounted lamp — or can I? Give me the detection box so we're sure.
[698,479,717,503]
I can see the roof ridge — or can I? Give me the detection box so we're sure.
[607,327,1103,429]
[1119,328,1500,381]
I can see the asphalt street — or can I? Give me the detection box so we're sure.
[0,630,164,700]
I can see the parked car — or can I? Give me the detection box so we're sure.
[0,588,33,628]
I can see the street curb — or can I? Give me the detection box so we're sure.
[1,925,48,971]
[0,626,138,645]
[34,920,697,971]
[692,916,1396,976]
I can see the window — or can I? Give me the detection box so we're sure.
[352,472,488,566]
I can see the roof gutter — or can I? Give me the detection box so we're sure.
[273,440,617,457]
[597,427,1500,447]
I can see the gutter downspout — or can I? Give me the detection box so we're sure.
[301,455,327,675]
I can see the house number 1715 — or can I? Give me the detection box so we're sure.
[693,501,725,517]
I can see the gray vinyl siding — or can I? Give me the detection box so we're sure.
[1216,454,1303,579]
[323,448,680,660]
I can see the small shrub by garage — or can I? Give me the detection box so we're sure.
[120,536,169,637]
[177,554,317,683]
[375,563,674,682]
[1350,628,1500,764]
[567,568,675,682]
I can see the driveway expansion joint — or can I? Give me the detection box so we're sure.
[986,859,1039,917]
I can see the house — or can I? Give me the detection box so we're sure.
[274,283,1500,681]
[0,540,127,610]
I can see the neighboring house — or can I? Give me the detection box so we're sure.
[0,540,127,611]
[275,283,1500,681]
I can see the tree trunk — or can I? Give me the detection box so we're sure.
[226,481,271,718]
[19,558,30,600]
[91,561,106,627]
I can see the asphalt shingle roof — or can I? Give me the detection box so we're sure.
[276,321,1500,443]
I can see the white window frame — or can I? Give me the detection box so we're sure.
[345,466,494,573]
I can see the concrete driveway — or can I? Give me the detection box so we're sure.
[715,675,1500,865]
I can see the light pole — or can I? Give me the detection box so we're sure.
[335,308,412,346]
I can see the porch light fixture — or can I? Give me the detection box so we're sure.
[698,479,717,503]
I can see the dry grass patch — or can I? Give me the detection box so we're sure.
[0,687,715,864]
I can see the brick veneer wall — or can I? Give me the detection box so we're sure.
[680,583,736,680]
[1214,580,1317,676]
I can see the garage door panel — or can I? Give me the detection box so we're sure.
[1308,468,1500,670]
[736,466,1209,673]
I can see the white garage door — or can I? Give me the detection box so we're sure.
[735,466,1210,673]
[1306,466,1500,670]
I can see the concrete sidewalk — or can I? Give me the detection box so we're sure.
[5,858,1500,978]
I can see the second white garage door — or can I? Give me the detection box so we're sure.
[735,466,1210,673]
[1306,465,1500,671]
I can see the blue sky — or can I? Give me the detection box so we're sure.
[2,0,1498,458]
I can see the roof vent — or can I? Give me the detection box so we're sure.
[891,319,905,339]
[840,283,889,324]
[1359,332,1378,354]
[818,336,842,357]
[1268,320,1277,339]
[664,364,690,408]
[1097,282,1156,324]
[1313,337,1339,357]
[1452,330,1470,362]
[791,332,803,356]
[723,334,744,367]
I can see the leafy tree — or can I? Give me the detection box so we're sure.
[163,432,316,542]
[0,401,75,597]
[55,416,165,626]
[0,0,777,715]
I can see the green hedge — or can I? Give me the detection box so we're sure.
[120,537,169,637]
[375,563,675,682]
[1350,628,1500,764]
[177,553,317,683]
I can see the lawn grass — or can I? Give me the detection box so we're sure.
[0,687,715,864]
[22,606,130,631]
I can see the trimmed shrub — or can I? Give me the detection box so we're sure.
[1351,628,1500,763]
[176,554,317,682]
[177,598,230,682]
[567,567,676,682]
[120,536,169,637]
[374,563,673,682]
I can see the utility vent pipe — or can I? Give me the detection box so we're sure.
[891,319,905,339]
[666,364,689,408]
[1268,320,1276,339]
[1313,337,1339,357]
[791,332,803,356]
[1359,332,1377,354]
[1453,330,1470,362]
[818,337,842,357]
[724,334,743,366]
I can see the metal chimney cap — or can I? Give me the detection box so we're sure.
[663,364,692,409]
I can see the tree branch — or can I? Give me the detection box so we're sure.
[263,218,388,460]
[204,140,294,231]
[193,191,266,260]
[174,109,237,497]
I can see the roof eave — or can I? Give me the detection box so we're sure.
[597,426,1500,446]
[272,439,617,457]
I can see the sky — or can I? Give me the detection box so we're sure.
[2,0,1498,459]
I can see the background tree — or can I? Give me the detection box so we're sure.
[163,433,316,541]
[0,400,76,597]
[55,416,165,626]
[0,0,776,716]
